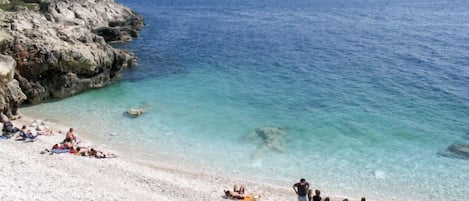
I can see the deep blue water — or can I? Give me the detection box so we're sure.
[23,0,469,200]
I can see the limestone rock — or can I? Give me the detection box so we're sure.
[0,0,144,106]
[0,55,26,119]
[0,54,15,83]
[126,108,145,117]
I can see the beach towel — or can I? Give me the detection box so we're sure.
[0,136,10,139]
[51,148,70,154]
[23,138,38,143]
[243,194,262,201]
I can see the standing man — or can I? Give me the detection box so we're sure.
[293,178,310,201]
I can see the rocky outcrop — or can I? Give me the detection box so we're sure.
[0,0,143,111]
[0,54,27,119]
[45,0,144,42]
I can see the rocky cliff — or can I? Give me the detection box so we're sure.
[0,0,144,119]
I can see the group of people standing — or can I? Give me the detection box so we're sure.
[293,178,366,201]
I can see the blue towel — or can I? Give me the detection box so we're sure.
[0,136,10,140]
[51,149,70,154]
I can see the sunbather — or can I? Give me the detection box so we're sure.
[224,185,260,200]
[90,148,117,158]
[224,184,245,198]
[64,128,77,145]
[2,120,19,136]
[17,127,40,141]
[76,147,92,156]
[51,142,73,150]
[36,125,54,136]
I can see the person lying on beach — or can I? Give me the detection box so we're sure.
[36,125,54,136]
[73,147,117,158]
[224,185,261,200]
[50,141,73,151]
[224,185,245,199]
[2,120,20,136]
[16,126,41,141]
[89,148,117,158]
[76,147,91,156]
[224,191,260,200]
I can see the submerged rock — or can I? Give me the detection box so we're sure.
[439,143,469,160]
[246,126,288,158]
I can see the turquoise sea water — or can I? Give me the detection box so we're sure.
[22,0,469,200]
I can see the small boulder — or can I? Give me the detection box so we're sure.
[126,108,144,117]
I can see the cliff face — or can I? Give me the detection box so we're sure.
[0,54,26,118]
[0,0,144,118]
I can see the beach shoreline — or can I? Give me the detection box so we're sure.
[0,112,354,201]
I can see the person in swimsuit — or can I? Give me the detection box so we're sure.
[224,184,245,199]
[224,185,260,200]
[90,148,117,158]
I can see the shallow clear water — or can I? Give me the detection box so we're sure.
[22,0,469,200]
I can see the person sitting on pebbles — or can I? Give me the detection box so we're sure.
[65,128,77,142]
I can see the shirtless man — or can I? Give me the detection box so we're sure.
[65,128,77,145]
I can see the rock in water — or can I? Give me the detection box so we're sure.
[246,126,288,158]
[438,143,469,159]
[126,108,145,117]
[374,170,386,179]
